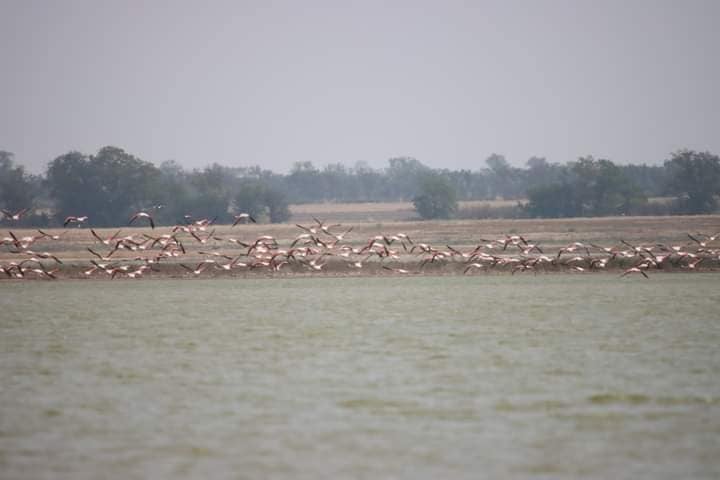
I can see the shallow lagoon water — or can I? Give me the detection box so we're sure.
[1,273,719,479]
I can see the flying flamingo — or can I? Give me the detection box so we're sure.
[23,250,63,264]
[129,211,155,229]
[382,265,411,274]
[23,267,59,280]
[312,217,341,236]
[87,248,116,261]
[37,229,66,241]
[683,257,704,270]
[332,226,354,242]
[347,255,372,269]
[232,213,256,226]
[91,229,122,246]
[180,263,209,276]
[463,263,487,274]
[620,267,649,278]
[511,264,536,275]
[6,231,44,249]
[1,208,29,221]
[118,265,150,279]
[302,256,328,271]
[63,216,88,227]
[189,229,216,244]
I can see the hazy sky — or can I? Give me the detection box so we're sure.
[1,0,718,173]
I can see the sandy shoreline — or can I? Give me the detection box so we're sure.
[3,258,718,281]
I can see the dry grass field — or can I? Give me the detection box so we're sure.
[290,200,521,223]
[291,197,681,223]
[290,201,418,223]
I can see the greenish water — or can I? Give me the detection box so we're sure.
[1,274,719,479]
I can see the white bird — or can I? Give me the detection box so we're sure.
[180,263,208,276]
[63,215,88,227]
[347,255,371,269]
[232,213,256,226]
[382,265,410,274]
[463,263,487,274]
[1,208,29,221]
[91,229,122,246]
[683,257,704,270]
[129,211,155,229]
[37,229,66,241]
[620,267,649,279]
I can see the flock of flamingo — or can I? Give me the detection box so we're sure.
[1,207,718,280]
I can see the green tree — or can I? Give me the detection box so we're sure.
[185,164,234,219]
[321,163,355,201]
[664,149,720,213]
[233,180,290,223]
[570,156,645,216]
[265,188,291,223]
[386,157,431,200]
[46,151,89,218]
[0,151,37,213]
[412,174,458,219]
[484,153,525,199]
[233,180,269,220]
[153,160,196,225]
[525,183,580,218]
[286,161,322,203]
[525,156,564,192]
[525,157,645,218]
[46,146,160,226]
[353,161,389,200]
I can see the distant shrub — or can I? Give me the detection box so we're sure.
[233,180,291,223]
[413,174,458,220]
[455,202,528,220]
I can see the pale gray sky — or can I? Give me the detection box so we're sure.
[1,0,718,173]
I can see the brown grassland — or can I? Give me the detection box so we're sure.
[290,200,520,223]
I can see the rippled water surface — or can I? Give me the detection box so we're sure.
[2,274,720,479]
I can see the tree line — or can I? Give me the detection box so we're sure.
[0,147,718,226]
